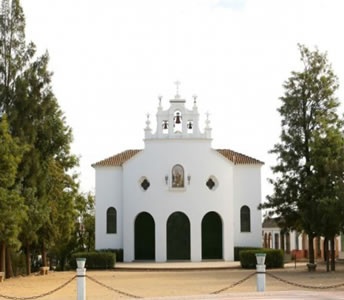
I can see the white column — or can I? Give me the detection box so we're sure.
[76,259,86,300]
[255,253,266,292]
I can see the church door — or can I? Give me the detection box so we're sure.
[202,212,223,259]
[167,212,190,260]
[135,212,155,260]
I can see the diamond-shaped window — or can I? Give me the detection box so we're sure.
[206,178,215,190]
[141,179,150,191]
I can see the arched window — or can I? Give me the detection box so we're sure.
[286,232,291,253]
[106,207,117,234]
[173,111,182,133]
[172,164,184,188]
[240,205,251,232]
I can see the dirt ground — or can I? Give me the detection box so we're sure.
[0,262,344,299]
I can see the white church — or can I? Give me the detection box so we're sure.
[93,87,264,262]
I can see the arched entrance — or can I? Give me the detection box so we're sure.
[167,212,190,260]
[135,212,155,260]
[202,212,223,259]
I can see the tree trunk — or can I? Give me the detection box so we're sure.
[324,237,330,272]
[330,237,335,271]
[25,242,31,275]
[308,234,315,264]
[0,241,6,273]
[5,247,14,278]
[42,241,47,267]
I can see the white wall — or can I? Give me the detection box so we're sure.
[122,139,237,261]
[95,140,263,261]
[233,164,262,247]
[95,166,123,250]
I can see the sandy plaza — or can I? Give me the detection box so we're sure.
[1,261,344,299]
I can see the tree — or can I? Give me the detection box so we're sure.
[310,116,344,270]
[0,115,27,277]
[0,0,79,275]
[260,44,344,269]
[75,193,95,252]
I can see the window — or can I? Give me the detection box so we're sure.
[286,232,291,253]
[141,179,150,190]
[206,176,218,190]
[106,207,117,234]
[172,164,184,188]
[206,178,215,190]
[173,111,182,133]
[139,177,150,191]
[187,120,193,133]
[162,120,168,134]
[240,205,251,232]
[274,233,279,249]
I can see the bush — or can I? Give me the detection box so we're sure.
[98,249,123,262]
[240,248,284,269]
[70,251,116,269]
[234,247,260,261]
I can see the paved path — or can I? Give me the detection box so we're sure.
[116,261,243,270]
[145,291,344,299]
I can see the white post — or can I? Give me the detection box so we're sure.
[255,253,266,292]
[76,258,86,300]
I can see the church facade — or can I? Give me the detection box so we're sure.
[93,90,264,262]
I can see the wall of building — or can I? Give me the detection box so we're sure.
[95,166,123,250]
[233,164,262,247]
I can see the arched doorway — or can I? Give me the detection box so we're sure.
[202,212,223,259]
[135,212,155,260]
[167,212,190,260]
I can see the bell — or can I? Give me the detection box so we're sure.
[187,122,193,129]
[162,121,168,130]
[175,113,181,124]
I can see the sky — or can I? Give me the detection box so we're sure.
[20,0,344,201]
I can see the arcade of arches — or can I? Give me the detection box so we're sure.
[134,211,223,260]
[263,231,341,259]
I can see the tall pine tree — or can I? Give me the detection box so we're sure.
[0,115,27,277]
[0,0,78,275]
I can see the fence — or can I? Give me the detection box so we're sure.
[1,269,344,299]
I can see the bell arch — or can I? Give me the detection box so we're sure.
[134,212,155,260]
[167,211,190,260]
[201,211,223,259]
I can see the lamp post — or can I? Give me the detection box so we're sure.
[255,253,266,292]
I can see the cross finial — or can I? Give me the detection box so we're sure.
[174,80,181,98]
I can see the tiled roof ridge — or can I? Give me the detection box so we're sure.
[91,149,142,167]
[216,149,264,165]
[92,148,264,167]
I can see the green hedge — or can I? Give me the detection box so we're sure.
[98,249,123,262]
[234,247,260,261]
[240,249,284,269]
[70,252,116,269]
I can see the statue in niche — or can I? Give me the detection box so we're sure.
[172,164,184,188]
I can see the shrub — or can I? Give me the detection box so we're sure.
[240,248,284,269]
[234,247,260,261]
[98,249,123,262]
[70,251,116,269]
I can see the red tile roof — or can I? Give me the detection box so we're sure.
[216,149,264,165]
[92,148,263,167]
[91,149,141,167]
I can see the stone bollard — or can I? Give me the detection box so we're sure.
[76,258,86,300]
[255,253,266,292]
